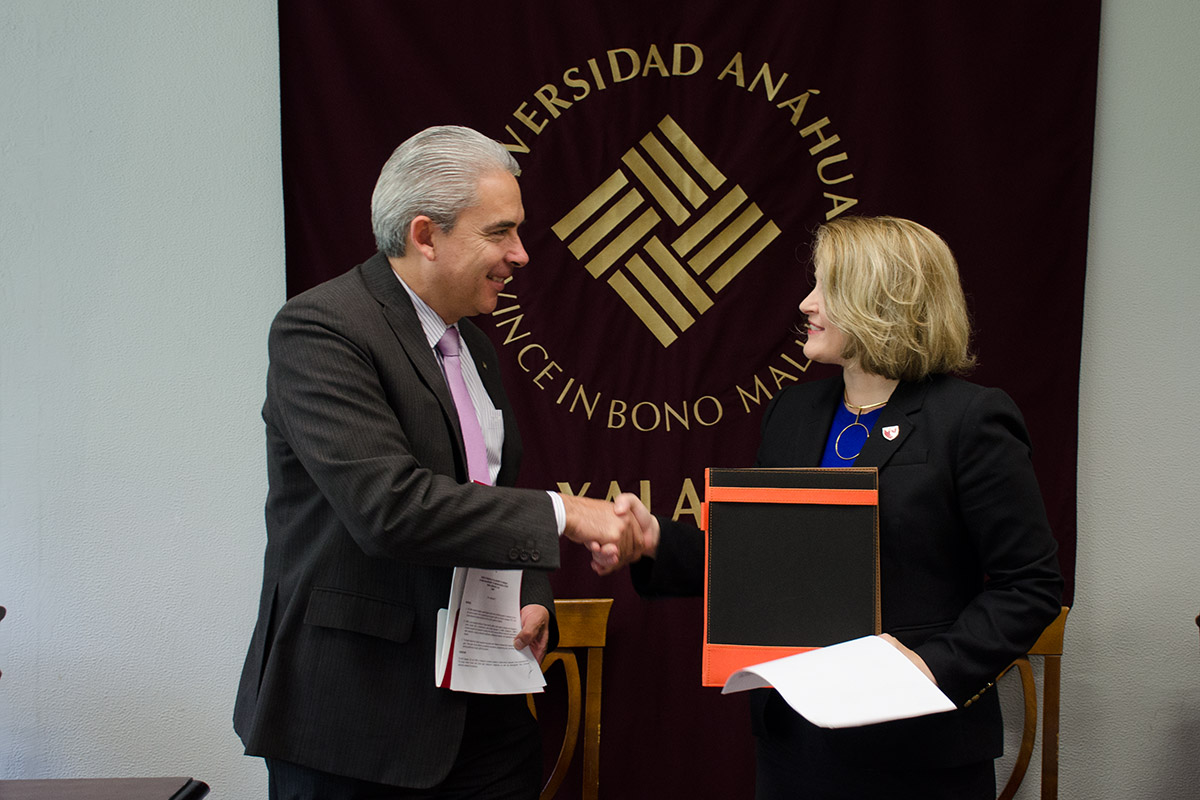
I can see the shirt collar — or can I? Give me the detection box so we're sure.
[392,272,455,350]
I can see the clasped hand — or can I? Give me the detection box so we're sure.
[559,493,656,571]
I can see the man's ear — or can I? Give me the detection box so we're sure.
[409,215,438,260]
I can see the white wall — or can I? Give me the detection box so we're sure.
[1,2,1197,798]
[0,2,281,796]
[1066,0,1200,795]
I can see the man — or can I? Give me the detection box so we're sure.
[234,126,640,799]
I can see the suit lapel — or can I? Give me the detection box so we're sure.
[757,376,843,467]
[359,252,461,439]
[796,377,843,464]
[856,379,928,468]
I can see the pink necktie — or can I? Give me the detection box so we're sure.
[436,327,491,485]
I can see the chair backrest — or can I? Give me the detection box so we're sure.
[997,606,1069,800]
[531,598,613,800]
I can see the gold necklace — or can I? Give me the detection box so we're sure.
[834,393,888,461]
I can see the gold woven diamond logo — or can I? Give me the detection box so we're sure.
[552,115,780,348]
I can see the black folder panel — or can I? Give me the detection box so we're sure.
[705,468,880,651]
[708,502,878,646]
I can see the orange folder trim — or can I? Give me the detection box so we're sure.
[703,643,818,687]
[705,486,878,506]
[701,468,880,687]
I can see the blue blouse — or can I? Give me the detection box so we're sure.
[819,402,884,467]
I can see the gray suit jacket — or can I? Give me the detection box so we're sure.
[234,252,560,788]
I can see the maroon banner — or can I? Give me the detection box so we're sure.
[280,2,1098,797]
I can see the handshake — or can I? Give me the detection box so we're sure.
[558,493,660,575]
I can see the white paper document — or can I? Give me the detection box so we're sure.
[722,635,956,728]
[435,567,546,695]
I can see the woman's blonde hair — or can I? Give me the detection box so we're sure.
[813,216,975,381]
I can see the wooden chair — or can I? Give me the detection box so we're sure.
[997,606,1070,800]
[529,598,613,800]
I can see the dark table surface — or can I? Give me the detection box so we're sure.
[0,777,208,800]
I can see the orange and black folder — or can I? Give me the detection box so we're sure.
[702,467,881,687]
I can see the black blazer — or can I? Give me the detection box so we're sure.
[234,252,561,788]
[636,373,1063,767]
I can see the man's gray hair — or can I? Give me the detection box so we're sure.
[370,126,521,258]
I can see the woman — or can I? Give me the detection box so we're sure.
[615,216,1063,799]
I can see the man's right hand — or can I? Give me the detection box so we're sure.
[559,494,644,565]
[590,493,659,575]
